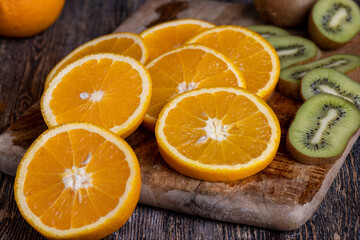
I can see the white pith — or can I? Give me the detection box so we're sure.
[297,60,348,78]
[203,118,229,142]
[325,60,347,68]
[157,87,280,170]
[15,123,138,237]
[63,166,92,193]
[318,85,354,103]
[89,90,104,102]
[277,48,301,57]
[329,8,348,28]
[177,82,198,94]
[311,109,338,144]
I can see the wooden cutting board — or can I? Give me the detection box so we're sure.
[0,0,359,231]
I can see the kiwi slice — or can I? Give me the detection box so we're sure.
[309,0,360,49]
[287,93,360,165]
[278,54,360,99]
[301,68,360,109]
[267,36,322,69]
[247,25,290,38]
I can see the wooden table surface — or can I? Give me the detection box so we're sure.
[0,0,359,239]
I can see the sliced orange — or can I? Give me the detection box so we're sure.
[45,32,148,88]
[140,19,215,61]
[144,44,246,131]
[187,26,280,99]
[155,87,281,181]
[14,122,141,239]
[41,54,152,138]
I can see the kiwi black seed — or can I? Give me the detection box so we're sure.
[287,93,360,165]
[246,25,290,38]
[267,36,322,69]
[309,0,360,49]
[254,0,318,27]
[301,68,360,109]
[277,54,360,99]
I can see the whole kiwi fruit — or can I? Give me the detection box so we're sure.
[253,0,318,27]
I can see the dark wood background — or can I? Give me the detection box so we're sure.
[0,0,359,239]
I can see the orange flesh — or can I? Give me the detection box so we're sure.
[147,48,241,121]
[53,37,143,78]
[162,92,272,165]
[190,30,274,94]
[49,59,142,129]
[24,129,130,230]
[143,24,213,61]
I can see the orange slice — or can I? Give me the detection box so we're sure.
[144,44,246,131]
[45,32,148,88]
[187,26,280,99]
[14,122,141,239]
[140,19,215,61]
[155,87,281,181]
[41,54,152,138]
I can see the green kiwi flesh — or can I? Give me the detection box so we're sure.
[246,25,290,38]
[309,0,360,49]
[301,68,360,109]
[287,93,360,165]
[267,36,321,69]
[278,54,360,99]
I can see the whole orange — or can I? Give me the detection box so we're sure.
[0,0,65,37]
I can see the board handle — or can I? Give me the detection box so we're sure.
[0,101,47,176]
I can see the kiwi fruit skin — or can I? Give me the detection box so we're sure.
[277,54,360,99]
[286,93,360,165]
[254,0,318,27]
[246,25,290,38]
[309,0,360,50]
[301,68,360,109]
[267,36,322,69]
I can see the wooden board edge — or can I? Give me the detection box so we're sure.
[138,129,360,230]
[285,129,360,229]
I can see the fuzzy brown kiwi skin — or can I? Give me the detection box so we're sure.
[286,129,342,165]
[254,0,318,27]
[308,9,346,50]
